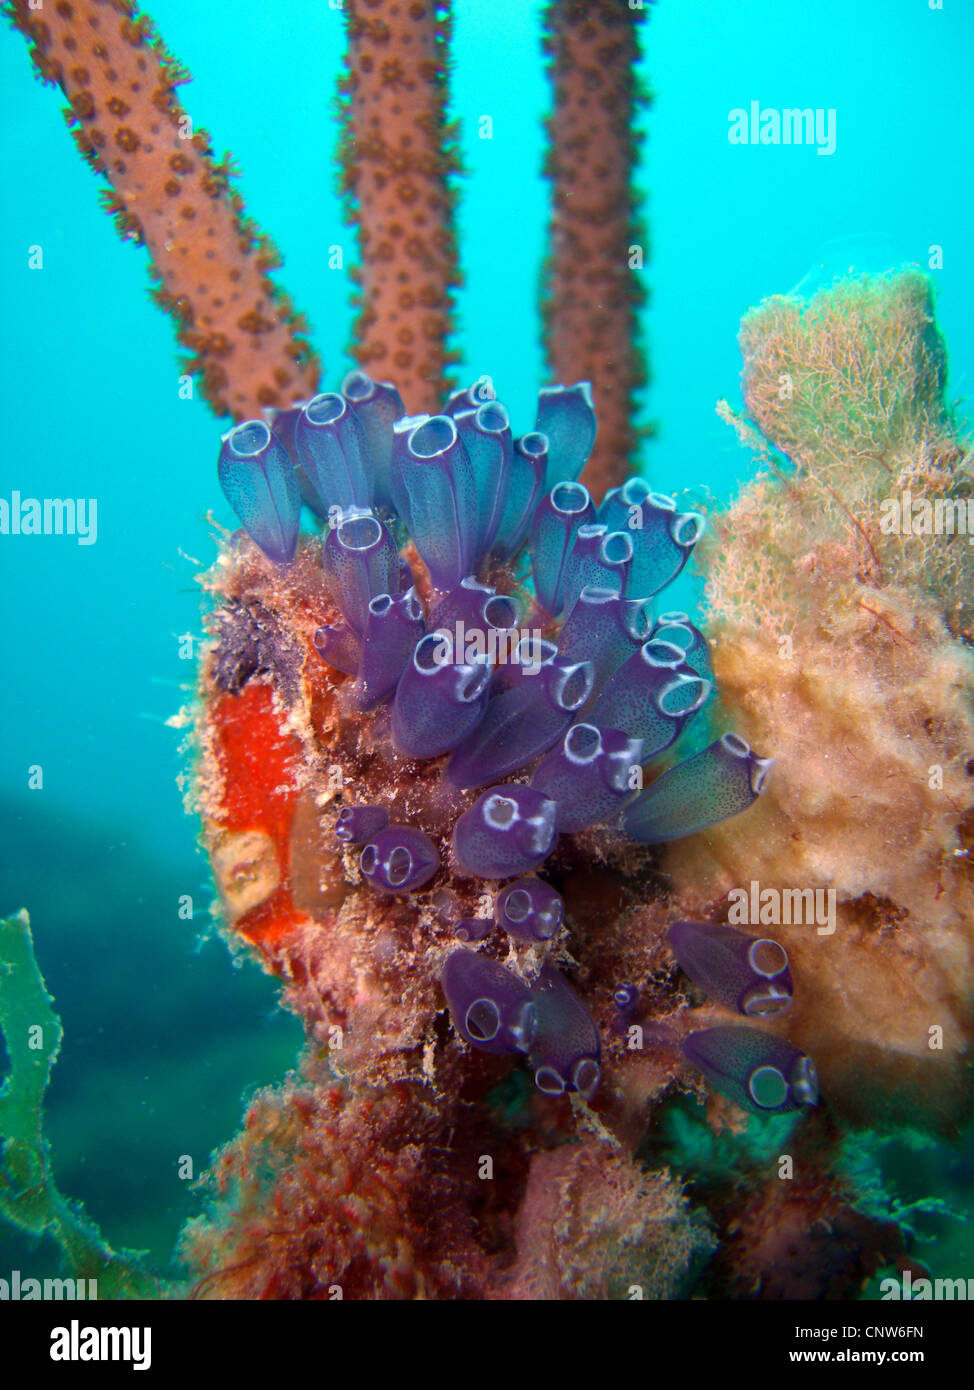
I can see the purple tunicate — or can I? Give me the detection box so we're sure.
[559,525,633,618]
[354,587,426,709]
[668,920,793,1017]
[391,632,492,759]
[494,877,564,943]
[444,378,498,417]
[610,981,641,1037]
[557,586,652,690]
[490,635,558,695]
[441,949,538,1055]
[527,960,602,1098]
[265,400,328,519]
[651,612,714,686]
[454,917,493,943]
[313,621,361,677]
[622,732,774,844]
[597,476,652,533]
[389,414,479,588]
[218,419,301,564]
[535,382,597,493]
[682,1026,818,1115]
[427,577,521,661]
[447,653,594,789]
[491,431,549,560]
[627,495,705,599]
[264,400,303,462]
[529,481,597,617]
[587,639,710,758]
[340,369,405,514]
[454,400,513,565]
[452,786,559,879]
[599,483,705,598]
[335,804,390,846]
[294,391,373,513]
[531,722,644,833]
[322,507,401,634]
[430,886,461,924]
[359,825,440,894]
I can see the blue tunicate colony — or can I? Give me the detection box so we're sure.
[217,370,784,1105]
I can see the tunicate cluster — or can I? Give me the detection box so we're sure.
[668,919,817,1115]
[217,371,774,1102]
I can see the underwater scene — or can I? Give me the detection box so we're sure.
[1,0,973,1316]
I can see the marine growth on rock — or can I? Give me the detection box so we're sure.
[208,371,772,1107]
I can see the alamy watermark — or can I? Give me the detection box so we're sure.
[1,1269,97,1299]
[728,879,837,936]
[879,490,974,544]
[0,490,97,545]
[50,1319,151,1371]
[728,102,836,156]
[428,623,545,673]
[880,1269,974,1300]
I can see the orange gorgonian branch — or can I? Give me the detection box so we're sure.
[339,0,460,415]
[6,0,320,420]
[542,0,650,502]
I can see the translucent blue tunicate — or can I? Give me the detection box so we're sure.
[340,369,406,514]
[428,576,521,644]
[622,733,774,843]
[535,383,597,493]
[682,1026,817,1115]
[294,391,373,514]
[651,612,714,686]
[527,960,601,1099]
[313,621,361,676]
[559,525,633,617]
[604,489,706,599]
[447,654,594,789]
[321,507,401,634]
[389,414,479,588]
[490,431,548,560]
[441,949,538,1055]
[556,586,652,689]
[265,401,327,520]
[391,632,492,759]
[335,804,390,845]
[452,786,559,879]
[587,638,710,758]
[597,476,652,533]
[494,877,564,943]
[354,587,426,709]
[667,920,793,1018]
[455,400,513,565]
[359,824,440,894]
[531,723,644,833]
[218,419,301,564]
[529,481,596,616]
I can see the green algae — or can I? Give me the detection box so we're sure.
[0,908,162,1298]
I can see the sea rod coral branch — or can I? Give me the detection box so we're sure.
[6,0,319,419]
[339,0,461,414]
[542,0,650,502]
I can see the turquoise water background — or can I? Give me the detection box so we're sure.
[1,0,972,1282]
